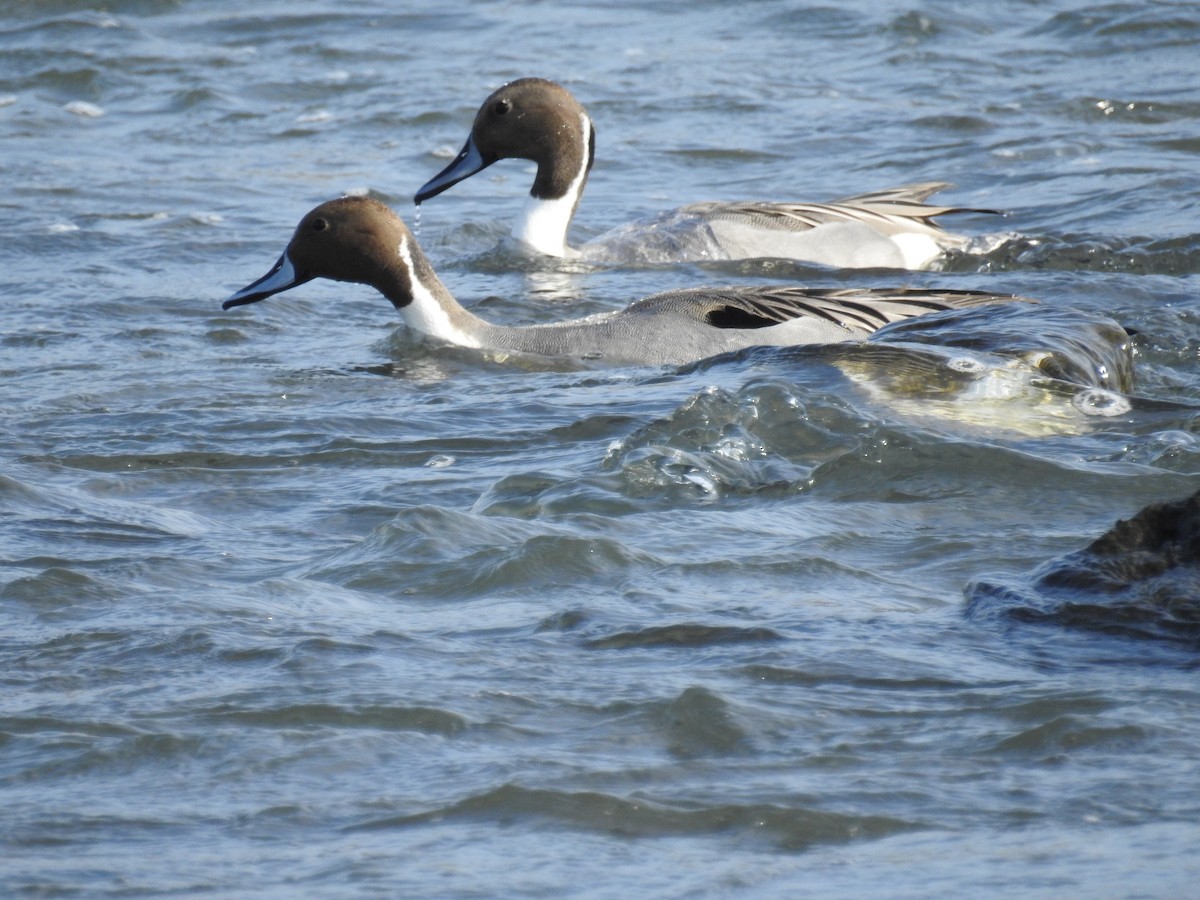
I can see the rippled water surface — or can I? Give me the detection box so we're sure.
[4,1,1200,895]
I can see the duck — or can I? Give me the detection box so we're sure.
[413,77,996,270]
[222,196,1024,367]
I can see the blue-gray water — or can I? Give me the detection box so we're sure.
[4,1,1200,895]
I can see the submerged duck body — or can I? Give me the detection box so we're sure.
[223,196,1023,367]
[414,78,996,269]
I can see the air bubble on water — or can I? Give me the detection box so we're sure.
[947,356,986,373]
[1072,388,1131,417]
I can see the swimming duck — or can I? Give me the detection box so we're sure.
[223,196,1022,367]
[414,77,995,269]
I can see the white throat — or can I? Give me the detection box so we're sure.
[395,237,480,347]
[511,112,591,259]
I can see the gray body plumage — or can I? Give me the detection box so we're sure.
[461,285,1012,365]
[414,78,997,268]
[224,197,1026,368]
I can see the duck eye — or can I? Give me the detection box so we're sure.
[311,218,329,232]
[493,98,512,116]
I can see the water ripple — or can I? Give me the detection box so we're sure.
[347,783,922,851]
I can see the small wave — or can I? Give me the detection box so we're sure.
[953,232,1200,276]
[294,108,332,124]
[63,100,104,118]
[868,302,1138,393]
[986,715,1148,757]
[0,471,219,544]
[656,686,752,759]
[602,383,832,499]
[0,566,126,610]
[584,622,783,650]
[346,782,921,850]
[205,702,468,736]
[1032,5,1200,50]
[307,505,657,599]
[7,731,205,785]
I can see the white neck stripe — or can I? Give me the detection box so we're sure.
[511,111,591,258]
[396,236,480,347]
